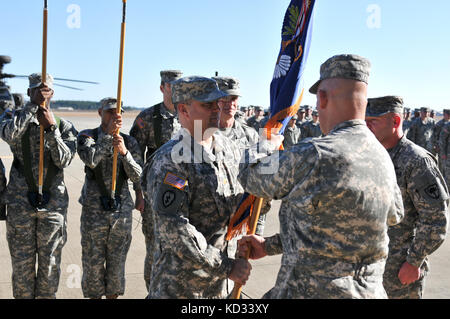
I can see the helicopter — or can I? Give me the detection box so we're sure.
[0,55,99,112]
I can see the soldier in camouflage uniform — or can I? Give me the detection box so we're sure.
[214,76,270,236]
[237,55,404,299]
[402,108,412,137]
[144,76,253,299]
[0,159,7,221]
[304,105,313,122]
[430,109,436,120]
[77,98,143,299]
[407,107,435,153]
[412,108,420,121]
[129,70,182,292]
[246,106,265,132]
[432,109,450,166]
[439,119,450,185]
[295,106,307,129]
[283,114,301,148]
[0,73,78,299]
[301,110,322,139]
[366,96,449,299]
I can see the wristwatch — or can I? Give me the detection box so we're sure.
[44,124,57,133]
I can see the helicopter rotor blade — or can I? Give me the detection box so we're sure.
[53,77,99,85]
[53,83,84,91]
[4,74,99,85]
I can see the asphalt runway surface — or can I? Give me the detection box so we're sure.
[0,111,448,299]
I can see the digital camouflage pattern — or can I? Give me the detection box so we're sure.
[160,70,183,84]
[283,125,301,149]
[301,120,322,139]
[439,121,450,184]
[246,115,265,132]
[0,159,6,219]
[217,119,270,236]
[130,102,181,291]
[403,119,413,137]
[145,129,245,299]
[309,54,371,94]
[77,127,143,298]
[238,120,404,299]
[28,73,54,90]
[0,102,77,299]
[407,117,436,152]
[212,76,241,96]
[366,96,404,117]
[171,76,227,104]
[384,135,449,299]
[130,102,181,162]
[432,116,449,158]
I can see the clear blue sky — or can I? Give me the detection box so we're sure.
[2,0,450,111]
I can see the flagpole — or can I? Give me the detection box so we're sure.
[111,0,127,199]
[38,0,48,197]
[230,197,264,299]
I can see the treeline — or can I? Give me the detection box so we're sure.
[52,100,140,111]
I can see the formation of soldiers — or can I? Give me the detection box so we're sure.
[0,53,448,299]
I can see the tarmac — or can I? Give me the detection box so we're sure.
[0,110,449,299]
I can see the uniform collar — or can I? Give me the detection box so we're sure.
[387,134,408,160]
[160,102,176,119]
[329,119,366,134]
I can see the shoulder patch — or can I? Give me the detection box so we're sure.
[136,117,145,129]
[155,181,187,214]
[164,172,187,190]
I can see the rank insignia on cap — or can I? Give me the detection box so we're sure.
[164,172,187,190]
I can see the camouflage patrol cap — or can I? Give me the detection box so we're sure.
[160,70,183,84]
[420,107,431,113]
[28,73,54,90]
[255,106,263,112]
[444,109,450,115]
[100,97,123,111]
[304,105,311,110]
[414,108,420,113]
[309,54,371,94]
[366,96,404,117]
[430,109,436,114]
[240,106,247,111]
[212,76,241,97]
[312,110,319,116]
[298,107,305,113]
[171,76,228,104]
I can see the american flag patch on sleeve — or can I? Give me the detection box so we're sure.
[164,172,187,190]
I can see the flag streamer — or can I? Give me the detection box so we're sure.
[228,0,316,299]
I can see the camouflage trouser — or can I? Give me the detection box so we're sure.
[263,255,387,299]
[141,204,155,292]
[6,204,67,299]
[383,254,428,299]
[80,207,132,299]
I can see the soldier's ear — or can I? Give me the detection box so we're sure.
[318,89,328,110]
[178,103,189,119]
[27,88,31,97]
[160,84,165,94]
[98,108,103,117]
[393,114,401,129]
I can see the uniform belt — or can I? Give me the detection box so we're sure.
[283,252,386,278]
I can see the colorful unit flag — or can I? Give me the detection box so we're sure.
[226,0,316,240]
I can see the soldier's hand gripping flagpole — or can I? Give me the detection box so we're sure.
[38,0,48,197]
[230,197,264,299]
[111,0,127,199]
[228,0,316,299]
